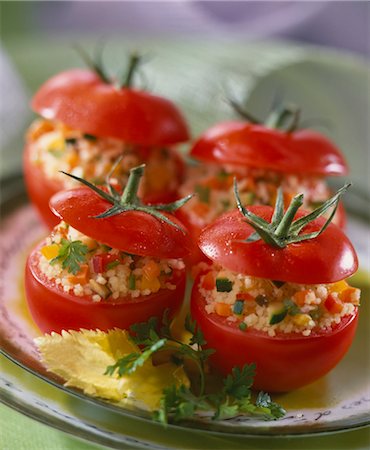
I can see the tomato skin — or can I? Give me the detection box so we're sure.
[191,121,348,176]
[25,245,186,334]
[49,187,193,259]
[199,207,358,284]
[23,144,63,229]
[32,69,189,146]
[191,276,359,392]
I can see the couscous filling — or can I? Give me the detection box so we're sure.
[180,165,338,227]
[198,265,360,336]
[39,222,185,302]
[27,118,181,196]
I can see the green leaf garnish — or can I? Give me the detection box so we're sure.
[50,238,88,275]
[105,339,167,376]
[105,311,285,425]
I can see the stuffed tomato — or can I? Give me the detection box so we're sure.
[24,52,189,228]
[25,165,193,333]
[191,184,360,392]
[179,104,348,263]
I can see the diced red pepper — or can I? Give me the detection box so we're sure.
[91,253,121,273]
[236,292,254,302]
[324,294,343,314]
[91,255,104,274]
[201,271,215,290]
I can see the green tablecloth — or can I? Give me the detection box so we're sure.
[2,401,369,450]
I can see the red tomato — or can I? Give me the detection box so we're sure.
[32,69,189,146]
[49,187,193,259]
[198,207,357,284]
[23,143,186,229]
[191,121,348,176]
[26,243,186,333]
[191,277,358,392]
[23,143,62,229]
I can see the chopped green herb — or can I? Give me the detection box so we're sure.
[283,298,302,316]
[217,169,229,180]
[195,185,210,204]
[216,278,233,292]
[239,322,247,331]
[105,311,285,425]
[65,137,77,145]
[269,308,288,325]
[221,199,231,210]
[128,273,136,290]
[50,239,88,275]
[105,339,167,376]
[255,294,269,306]
[83,133,97,141]
[309,307,323,321]
[242,192,256,205]
[106,260,120,270]
[48,148,64,158]
[233,300,244,315]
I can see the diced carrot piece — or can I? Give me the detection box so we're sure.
[26,120,55,141]
[329,280,348,294]
[140,276,161,293]
[142,260,161,280]
[192,202,210,217]
[68,264,90,285]
[203,177,221,190]
[340,287,358,303]
[66,151,79,168]
[236,292,254,302]
[324,294,343,314]
[41,244,60,260]
[146,163,172,191]
[201,272,215,290]
[293,290,310,306]
[215,303,232,317]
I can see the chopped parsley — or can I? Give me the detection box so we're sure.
[50,239,88,275]
[106,260,120,270]
[105,311,286,424]
[195,185,210,204]
[83,133,97,141]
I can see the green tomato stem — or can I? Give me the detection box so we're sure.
[120,164,145,204]
[275,193,304,238]
[122,52,141,88]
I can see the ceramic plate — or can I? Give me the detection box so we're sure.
[1,175,370,445]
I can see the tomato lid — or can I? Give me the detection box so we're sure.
[191,121,348,176]
[199,193,358,284]
[50,187,193,259]
[32,69,189,146]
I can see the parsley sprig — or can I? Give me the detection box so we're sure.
[50,238,88,275]
[105,312,286,424]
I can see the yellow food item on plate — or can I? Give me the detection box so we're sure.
[35,329,189,410]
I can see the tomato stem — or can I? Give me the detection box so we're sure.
[60,163,193,232]
[234,181,351,247]
[265,104,301,132]
[227,98,261,124]
[120,164,144,204]
[73,44,110,84]
[122,52,141,88]
[275,193,303,238]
